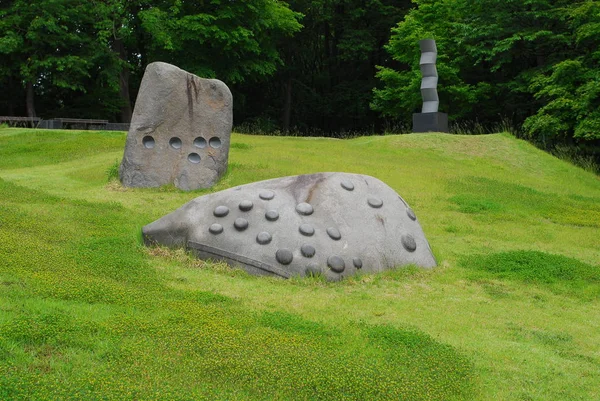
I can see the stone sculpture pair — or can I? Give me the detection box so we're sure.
[120,62,436,280]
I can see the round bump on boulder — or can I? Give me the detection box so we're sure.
[305,263,321,277]
[213,205,230,217]
[296,202,314,216]
[353,258,363,269]
[209,224,223,235]
[340,180,354,191]
[265,210,279,221]
[402,234,417,252]
[276,248,293,265]
[301,244,316,258]
[407,208,417,221]
[239,200,253,212]
[299,223,315,236]
[234,218,249,231]
[256,231,272,245]
[367,197,383,208]
[327,256,345,273]
[326,227,341,241]
[259,190,275,200]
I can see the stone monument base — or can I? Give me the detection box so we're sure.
[412,112,448,133]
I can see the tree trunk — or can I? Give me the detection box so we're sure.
[114,37,133,123]
[26,81,36,118]
[282,78,292,133]
[7,77,15,116]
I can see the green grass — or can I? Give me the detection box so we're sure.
[0,127,599,400]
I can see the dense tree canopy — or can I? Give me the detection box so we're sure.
[0,0,598,159]
[372,0,600,154]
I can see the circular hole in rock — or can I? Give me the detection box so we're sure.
[209,137,222,149]
[142,136,155,149]
[169,137,182,149]
[188,153,201,164]
[193,137,207,148]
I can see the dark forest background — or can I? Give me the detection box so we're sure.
[1,0,599,160]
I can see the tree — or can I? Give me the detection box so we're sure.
[373,0,600,157]
[236,0,412,133]
[137,0,302,84]
[0,0,111,117]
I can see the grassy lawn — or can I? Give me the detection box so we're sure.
[0,127,598,400]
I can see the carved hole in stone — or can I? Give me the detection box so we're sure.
[194,137,207,148]
[169,137,182,149]
[188,153,201,164]
[142,136,155,149]
[209,137,222,149]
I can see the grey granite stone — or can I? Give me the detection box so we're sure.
[119,62,232,190]
[143,172,437,281]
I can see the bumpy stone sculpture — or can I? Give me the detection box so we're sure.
[143,173,436,280]
[120,62,232,190]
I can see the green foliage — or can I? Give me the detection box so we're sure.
[139,0,302,84]
[106,159,121,182]
[373,0,600,160]
[551,144,600,174]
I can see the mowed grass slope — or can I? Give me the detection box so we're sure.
[0,127,598,400]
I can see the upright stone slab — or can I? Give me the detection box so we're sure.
[143,173,437,281]
[119,62,232,190]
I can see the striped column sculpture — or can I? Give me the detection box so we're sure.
[412,39,449,133]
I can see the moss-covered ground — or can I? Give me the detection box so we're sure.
[0,128,598,400]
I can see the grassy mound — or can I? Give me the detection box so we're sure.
[0,127,599,400]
